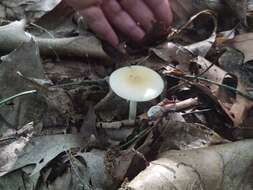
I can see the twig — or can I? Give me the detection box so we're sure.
[96,120,135,129]
[181,108,212,116]
[30,22,60,60]
[131,148,149,167]
[53,78,108,89]
[17,71,51,94]
[120,125,156,149]
[0,122,34,142]
[147,98,199,118]
[162,97,199,111]
[0,90,37,108]
[30,23,55,39]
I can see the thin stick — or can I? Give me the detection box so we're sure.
[147,97,199,118]
[181,108,212,116]
[53,78,107,89]
[120,124,156,149]
[97,120,135,129]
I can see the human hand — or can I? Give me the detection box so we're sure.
[65,0,173,47]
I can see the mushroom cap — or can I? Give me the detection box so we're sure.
[109,65,164,102]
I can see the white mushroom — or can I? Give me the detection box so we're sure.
[109,65,164,120]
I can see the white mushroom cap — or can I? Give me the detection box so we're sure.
[109,65,164,102]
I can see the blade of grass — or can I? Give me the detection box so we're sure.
[0,90,37,108]
[185,75,253,101]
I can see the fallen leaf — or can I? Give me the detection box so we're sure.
[127,139,253,190]
[230,33,253,62]
[223,0,248,25]
[0,20,110,61]
[0,0,61,21]
[0,134,83,176]
[0,39,46,135]
[0,169,40,190]
[219,47,253,126]
[153,121,228,153]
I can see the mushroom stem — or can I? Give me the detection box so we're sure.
[129,101,137,120]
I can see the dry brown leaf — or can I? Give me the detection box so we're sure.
[219,45,253,126]
[223,0,248,25]
[228,82,253,126]
[170,0,222,26]
[152,42,228,96]
[127,139,253,190]
[230,33,253,62]
[193,56,227,94]
[0,0,61,21]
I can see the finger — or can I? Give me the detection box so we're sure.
[143,0,173,26]
[65,0,102,10]
[79,6,119,46]
[102,0,145,41]
[119,0,156,31]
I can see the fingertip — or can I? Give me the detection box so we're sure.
[144,0,173,26]
[102,1,146,42]
[113,12,146,42]
[131,26,146,41]
[105,32,119,47]
[79,7,119,47]
[119,0,156,31]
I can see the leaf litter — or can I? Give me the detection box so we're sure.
[0,0,253,190]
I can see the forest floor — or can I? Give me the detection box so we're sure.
[0,0,253,190]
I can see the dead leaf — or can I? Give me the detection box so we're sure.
[0,134,83,176]
[0,39,46,135]
[43,87,77,126]
[0,20,110,61]
[127,139,253,190]
[153,121,228,153]
[76,150,116,189]
[230,33,253,62]
[219,48,253,126]
[170,0,222,26]
[95,90,128,121]
[0,126,33,176]
[0,0,61,21]
[223,0,248,25]
[38,157,92,190]
[0,169,40,190]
